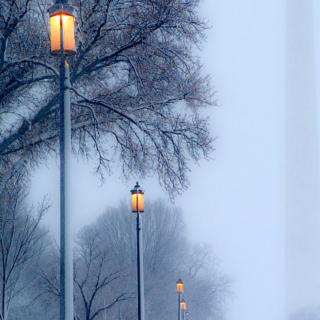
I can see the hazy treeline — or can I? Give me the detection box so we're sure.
[0,171,228,320]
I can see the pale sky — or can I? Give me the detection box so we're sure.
[29,1,320,320]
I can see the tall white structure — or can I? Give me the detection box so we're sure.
[286,0,320,317]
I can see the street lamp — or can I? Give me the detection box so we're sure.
[49,4,76,55]
[48,1,76,320]
[131,182,145,320]
[176,279,184,320]
[180,299,187,320]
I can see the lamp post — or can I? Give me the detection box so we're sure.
[48,2,76,320]
[180,299,187,320]
[131,182,145,320]
[176,279,184,320]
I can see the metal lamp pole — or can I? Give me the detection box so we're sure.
[131,182,145,320]
[48,2,76,320]
[178,293,181,320]
[59,54,73,320]
[136,207,145,320]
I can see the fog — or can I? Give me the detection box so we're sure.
[29,1,320,320]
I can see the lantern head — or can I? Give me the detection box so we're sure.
[180,299,187,311]
[176,278,184,294]
[48,2,76,55]
[131,182,144,213]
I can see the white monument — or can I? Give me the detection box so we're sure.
[286,0,320,317]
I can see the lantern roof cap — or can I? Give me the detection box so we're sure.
[131,181,144,194]
[177,278,183,284]
[48,1,76,16]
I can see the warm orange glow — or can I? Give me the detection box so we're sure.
[176,279,184,294]
[131,192,144,213]
[50,15,60,53]
[180,299,187,310]
[62,14,75,52]
[50,13,75,54]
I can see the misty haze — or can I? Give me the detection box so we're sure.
[0,1,319,320]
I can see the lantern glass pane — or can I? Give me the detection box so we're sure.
[131,193,136,212]
[62,14,75,52]
[132,193,144,213]
[50,15,61,53]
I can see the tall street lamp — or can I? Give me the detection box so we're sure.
[131,182,145,320]
[180,298,187,320]
[48,2,76,320]
[176,279,184,320]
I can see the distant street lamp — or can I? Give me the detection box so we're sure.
[180,298,187,320]
[180,299,187,310]
[176,279,184,320]
[131,182,145,320]
[48,1,76,320]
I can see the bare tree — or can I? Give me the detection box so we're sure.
[74,226,132,320]
[85,200,229,320]
[0,0,214,195]
[0,167,49,320]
